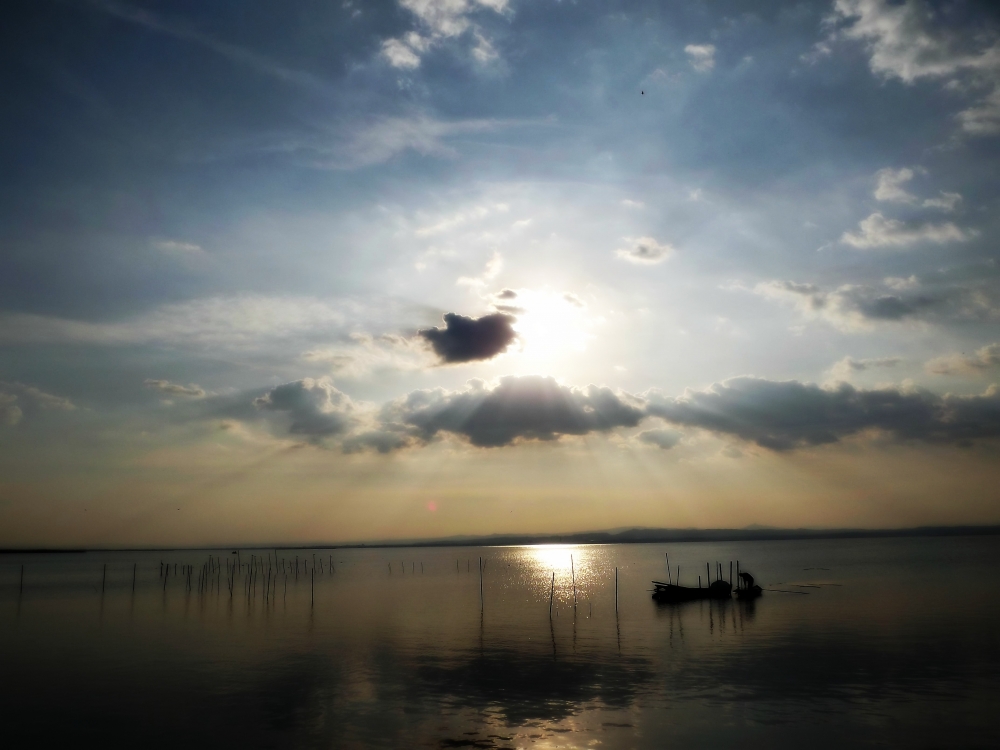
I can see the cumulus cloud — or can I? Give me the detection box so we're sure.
[418,312,517,363]
[615,236,675,265]
[828,356,903,380]
[253,378,356,441]
[226,373,1000,454]
[926,344,1000,376]
[144,379,206,398]
[647,376,1000,450]
[830,0,1000,136]
[685,44,716,72]
[874,167,918,203]
[381,0,509,69]
[637,428,683,450]
[376,375,645,448]
[841,212,969,249]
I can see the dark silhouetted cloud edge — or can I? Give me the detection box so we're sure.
[240,374,1000,455]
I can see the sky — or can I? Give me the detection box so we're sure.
[2,0,1000,548]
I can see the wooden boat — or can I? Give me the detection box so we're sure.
[651,579,732,602]
[735,584,763,600]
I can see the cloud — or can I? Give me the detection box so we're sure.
[646,376,1000,450]
[153,239,203,254]
[614,236,675,265]
[381,0,509,69]
[253,378,356,442]
[0,381,75,427]
[749,278,981,330]
[828,356,902,380]
[922,191,962,212]
[457,250,503,288]
[841,212,969,249]
[874,167,918,203]
[0,295,348,348]
[415,202,509,237]
[926,344,1000,376]
[324,115,508,169]
[830,0,1000,136]
[227,373,1000,453]
[418,312,517,363]
[382,34,420,68]
[0,394,22,427]
[376,375,645,448]
[85,0,333,94]
[144,379,206,398]
[302,333,433,377]
[636,428,683,450]
[685,44,716,72]
[884,275,919,290]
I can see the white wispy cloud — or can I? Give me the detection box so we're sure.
[144,379,206,398]
[841,212,969,249]
[85,0,333,94]
[615,237,675,265]
[684,44,716,72]
[925,343,1000,376]
[0,296,349,348]
[828,355,903,381]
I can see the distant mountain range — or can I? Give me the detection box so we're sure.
[3,524,998,553]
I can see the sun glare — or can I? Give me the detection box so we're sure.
[507,288,595,369]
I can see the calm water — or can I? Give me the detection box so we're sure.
[2,536,999,749]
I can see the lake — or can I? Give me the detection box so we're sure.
[2,535,999,748]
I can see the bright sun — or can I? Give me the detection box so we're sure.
[506,288,595,368]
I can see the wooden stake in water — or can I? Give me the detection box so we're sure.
[666,552,671,585]
[102,563,106,594]
[615,567,619,614]
[730,561,733,587]
[19,564,24,596]
[479,557,484,612]
[549,571,555,619]
[311,567,315,608]
[571,554,577,609]
[132,563,137,594]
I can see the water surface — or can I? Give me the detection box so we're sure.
[2,536,998,748]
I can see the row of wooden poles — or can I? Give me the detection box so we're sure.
[662,552,743,589]
[156,551,338,607]
[14,553,636,617]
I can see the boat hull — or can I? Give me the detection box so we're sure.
[652,580,732,602]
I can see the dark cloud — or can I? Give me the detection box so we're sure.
[378,375,645,448]
[253,378,354,441]
[418,312,517,364]
[496,289,518,300]
[647,377,1000,451]
[637,428,682,449]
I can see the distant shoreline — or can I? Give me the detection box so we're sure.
[2,523,999,554]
